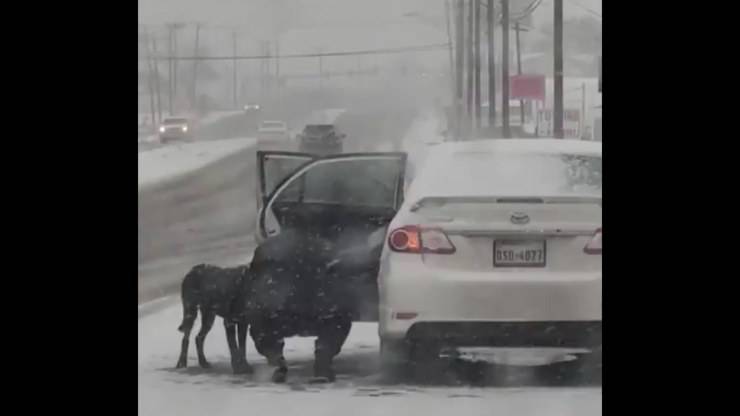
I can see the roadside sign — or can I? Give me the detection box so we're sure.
[511,74,546,101]
[537,108,581,138]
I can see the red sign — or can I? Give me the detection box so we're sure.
[510,74,546,101]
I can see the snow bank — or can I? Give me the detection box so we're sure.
[138,138,256,188]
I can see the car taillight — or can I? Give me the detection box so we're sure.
[388,226,456,254]
[584,228,602,254]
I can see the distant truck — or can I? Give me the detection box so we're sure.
[297,124,345,155]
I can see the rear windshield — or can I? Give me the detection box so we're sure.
[304,125,334,134]
[163,118,187,125]
[411,152,602,199]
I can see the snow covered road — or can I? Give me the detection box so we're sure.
[139,304,600,416]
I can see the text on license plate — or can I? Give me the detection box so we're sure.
[494,240,546,267]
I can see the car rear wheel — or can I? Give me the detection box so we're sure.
[407,341,449,384]
[538,349,602,386]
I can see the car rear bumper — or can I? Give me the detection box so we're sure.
[402,320,601,349]
[299,142,343,154]
[378,258,601,340]
[159,131,188,140]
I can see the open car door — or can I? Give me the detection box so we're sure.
[258,152,407,321]
[256,151,316,243]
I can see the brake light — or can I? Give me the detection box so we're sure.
[584,228,602,254]
[388,225,456,254]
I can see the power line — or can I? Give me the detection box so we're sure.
[565,0,602,19]
[479,0,543,23]
[143,43,451,62]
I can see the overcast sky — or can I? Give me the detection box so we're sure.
[138,0,600,77]
[139,0,602,34]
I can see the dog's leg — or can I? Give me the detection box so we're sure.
[224,320,240,373]
[270,354,288,383]
[176,272,199,369]
[195,309,216,368]
[176,327,191,369]
[312,317,352,382]
[236,322,253,374]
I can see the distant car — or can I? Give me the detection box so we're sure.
[257,120,290,143]
[244,103,261,113]
[297,124,345,155]
[378,139,602,382]
[158,117,191,143]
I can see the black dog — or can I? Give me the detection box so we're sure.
[246,230,359,383]
[175,264,253,374]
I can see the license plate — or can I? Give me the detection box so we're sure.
[494,240,546,267]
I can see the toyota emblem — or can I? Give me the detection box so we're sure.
[510,212,530,225]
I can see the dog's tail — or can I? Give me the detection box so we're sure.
[177,264,205,333]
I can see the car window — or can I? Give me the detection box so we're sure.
[275,158,400,207]
[262,156,313,199]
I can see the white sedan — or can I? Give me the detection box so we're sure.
[257,120,290,144]
[377,139,602,379]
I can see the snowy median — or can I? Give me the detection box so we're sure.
[138,137,256,189]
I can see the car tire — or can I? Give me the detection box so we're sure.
[407,341,447,384]
[539,349,602,386]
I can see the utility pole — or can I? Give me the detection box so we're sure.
[554,0,564,139]
[232,31,238,109]
[275,39,281,102]
[466,0,474,135]
[474,0,481,131]
[167,25,174,115]
[502,0,510,138]
[455,0,465,140]
[151,37,163,123]
[515,21,524,125]
[142,29,157,128]
[487,0,496,130]
[192,23,201,109]
[260,41,268,100]
[266,42,272,92]
[318,48,324,97]
[581,82,586,139]
[445,0,457,136]
[173,27,179,108]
